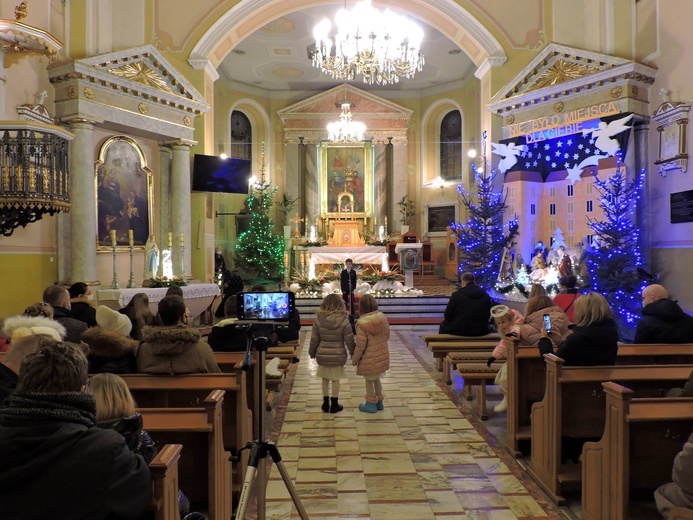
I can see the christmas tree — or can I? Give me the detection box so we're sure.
[452,133,519,290]
[586,164,647,338]
[552,228,567,250]
[234,146,285,280]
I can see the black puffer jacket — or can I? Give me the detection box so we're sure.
[539,318,618,366]
[634,299,693,344]
[52,306,89,342]
[99,413,158,464]
[439,284,493,336]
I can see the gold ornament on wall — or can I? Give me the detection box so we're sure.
[610,86,623,98]
[138,103,148,114]
[528,59,599,92]
[84,87,95,99]
[506,114,515,124]
[183,116,191,126]
[107,62,176,95]
[66,86,76,98]
[629,86,639,98]
[653,94,690,177]
[553,102,564,113]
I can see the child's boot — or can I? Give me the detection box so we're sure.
[494,396,508,413]
[358,396,378,413]
[321,396,330,413]
[329,397,343,414]
[376,395,385,410]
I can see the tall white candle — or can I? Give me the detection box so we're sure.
[310,226,316,241]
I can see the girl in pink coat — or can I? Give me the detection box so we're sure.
[487,305,524,413]
[352,294,390,413]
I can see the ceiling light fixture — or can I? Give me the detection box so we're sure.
[312,0,425,85]
[326,87,366,143]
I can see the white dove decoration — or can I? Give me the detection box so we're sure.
[565,154,609,185]
[491,142,527,174]
[583,113,634,157]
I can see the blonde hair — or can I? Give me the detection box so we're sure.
[491,305,513,323]
[525,295,554,317]
[529,284,547,299]
[359,294,378,314]
[317,293,346,316]
[87,373,136,422]
[574,292,613,327]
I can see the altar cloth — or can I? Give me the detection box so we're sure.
[306,246,386,264]
[97,283,220,318]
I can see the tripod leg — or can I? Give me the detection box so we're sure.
[266,444,309,520]
[234,465,257,520]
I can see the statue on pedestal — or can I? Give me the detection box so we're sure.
[144,234,159,279]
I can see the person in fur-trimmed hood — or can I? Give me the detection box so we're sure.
[80,306,139,374]
[352,294,390,413]
[2,310,66,343]
[137,296,220,374]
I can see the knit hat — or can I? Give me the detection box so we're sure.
[96,306,133,336]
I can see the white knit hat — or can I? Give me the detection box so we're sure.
[96,306,133,336]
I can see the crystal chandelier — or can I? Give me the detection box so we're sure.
[327,100,366,143]
[312,0,425,86]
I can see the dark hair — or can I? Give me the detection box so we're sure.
[525,295,554,317]
[120,293,155,340]
[224,297,237,318]
[250,284,267,292]
[461,272,475,284]
[23,302,53,319]
[165,285,184,298]
[559,275,577,289]
[359,294,379,314]
[68,282,89,299]
[42,284,68,308]
[345,258,353,264]
[17,341,88,393]
[157,296,186,326]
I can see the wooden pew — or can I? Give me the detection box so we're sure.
[671,508,693,520]
[527,355,693,505]
[139,390,232,520]
[581,382,693,520]
[121,373,252,498]
[505,341,693,457]
[423,333,500,377]
[455,361,501,420]
[149,444,183,520]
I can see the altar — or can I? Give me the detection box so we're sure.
[96,283,220,319]
[305,246,386,265]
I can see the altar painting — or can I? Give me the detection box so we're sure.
[320,143,372,217]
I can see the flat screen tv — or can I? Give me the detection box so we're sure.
[192,154,251,194]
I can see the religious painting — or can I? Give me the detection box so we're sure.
[94,136,153,250]
[319,142,373,217]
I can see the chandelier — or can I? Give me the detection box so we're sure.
[327,100,366,143]
[312,0,425,85]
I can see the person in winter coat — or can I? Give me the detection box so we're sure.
[537,292,618,366]
[439,272,493,336]
[487,305,524,413]
[309,294,355,414]
[654,428,693,516]
[80,306,139,374]
[69,282,98,327]
[0,335,56,402]
[118,293,156,340]
[137,295,220,374]
[2,305,66,343]
[552,275,580,324]
[43,284,89,342]
[635,284,693,344]
[352,294,390,413]
[520,295,571,347]
[0,341,152,520]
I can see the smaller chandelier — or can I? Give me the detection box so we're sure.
[327,101,366,143]
[312,0,425,86]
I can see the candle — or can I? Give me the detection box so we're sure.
[110,229,116,247]
[179,232,184,248]
[384,216,388,227]
[128,229,133,246]
[310,226,316,241]
[374,217,377,227]
[379,225,384,241]
[167,232,172,248]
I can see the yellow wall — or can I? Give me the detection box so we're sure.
[0,254,58,317]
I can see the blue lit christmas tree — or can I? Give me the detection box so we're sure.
[452,132,519,290]
[586,161,647,339]
[234,145,285,280]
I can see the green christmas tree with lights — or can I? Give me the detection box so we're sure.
[234,146,285,280]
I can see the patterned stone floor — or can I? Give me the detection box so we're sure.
[263,330,567,519]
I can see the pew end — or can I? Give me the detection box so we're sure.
[149,443,183,520]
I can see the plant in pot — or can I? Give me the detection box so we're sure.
[397,195,416,233]
[279,192,300,238]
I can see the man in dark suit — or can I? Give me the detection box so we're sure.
[340,258,357,315]
[439,272,493,336]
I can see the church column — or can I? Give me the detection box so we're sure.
[376,138,391,228]
[159,144,172,251]
[634,117,651,268]
[391,141,407,233]
[169,140,195,278]
[69,119,98,284]
[297,138,307,234]
[304,142,318,234]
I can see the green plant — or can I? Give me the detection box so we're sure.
[398,195,416,225]
[278,192,300,226]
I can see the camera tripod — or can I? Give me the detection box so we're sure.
[233,326,308,520]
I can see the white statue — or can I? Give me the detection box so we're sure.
[144,234,160,279]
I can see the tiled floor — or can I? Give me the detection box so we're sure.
[263,330,567,519]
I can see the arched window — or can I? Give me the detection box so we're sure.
[440,110,462,181]
[231,111,252,161]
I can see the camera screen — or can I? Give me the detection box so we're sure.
[238,292,294,321]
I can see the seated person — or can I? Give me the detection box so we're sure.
[552,275,580,324]
[635,284,693,344]
[80,306,139,374]
[3,302,66,343]
[137,295,221,374]
[206,297,249,352]
[43,284,89,342]
[655,428,693,516]
[118,293,156,340]
[0,335,55,402]
[0,341,152,519]
[214,271,244,319]
[68,282,97,327]
[439,272,493,336]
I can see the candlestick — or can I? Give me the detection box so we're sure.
[179,232,184,248]
[127,243,135,288]
[110,237,119,289]
[167,232,172,248]
[384,216,388,228]
[110,229,117,247]
[128,229,133,247]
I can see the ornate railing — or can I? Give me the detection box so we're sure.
[0,122,73,236]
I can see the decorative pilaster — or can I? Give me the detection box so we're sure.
[159,144,172,257]
[69,120,98,283]
[168,140,195,278]
[634,117,651,267]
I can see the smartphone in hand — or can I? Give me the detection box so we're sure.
[543,313,552,332]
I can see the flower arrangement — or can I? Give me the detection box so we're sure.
[361,265,401,284]
[291,269,337,293]
[370,288,396,298]
[397,195,416,225]
[145,276,188,288]
[365,231,392,247]
[303,238,328,247]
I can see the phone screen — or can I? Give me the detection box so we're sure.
[543,313,552,331]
